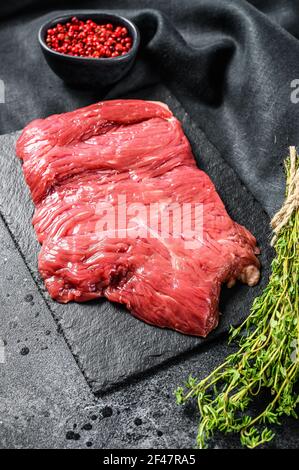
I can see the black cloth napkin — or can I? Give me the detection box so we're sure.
[1,0,299,216]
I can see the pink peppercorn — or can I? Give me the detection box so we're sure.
[46,17,133,58]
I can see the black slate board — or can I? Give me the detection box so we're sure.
[0,84,273,393]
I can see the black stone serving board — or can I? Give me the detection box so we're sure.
[0,84,273,393]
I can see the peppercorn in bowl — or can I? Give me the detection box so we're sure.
[38,13,140,87]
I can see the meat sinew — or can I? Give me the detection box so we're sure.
[16,100,260,337]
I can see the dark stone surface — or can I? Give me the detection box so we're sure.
[0,212,298,448]
[0,215,93,449]
[2,83,295,450]
[0,84,274,393]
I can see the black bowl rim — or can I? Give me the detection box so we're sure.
[38,12,140,63]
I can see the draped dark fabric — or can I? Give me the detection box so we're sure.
[1,0,299,216]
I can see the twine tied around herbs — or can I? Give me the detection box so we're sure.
[270,146,299,246]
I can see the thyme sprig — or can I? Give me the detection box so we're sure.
[175,151,299,448]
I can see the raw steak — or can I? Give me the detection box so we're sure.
[16,100,260,337]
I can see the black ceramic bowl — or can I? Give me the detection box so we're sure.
[38,13,140,87]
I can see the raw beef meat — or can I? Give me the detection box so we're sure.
[16,100,260,337]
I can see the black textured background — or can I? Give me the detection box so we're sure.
[2,0,299,217]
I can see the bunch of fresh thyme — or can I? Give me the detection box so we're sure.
[175,148,299,449]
